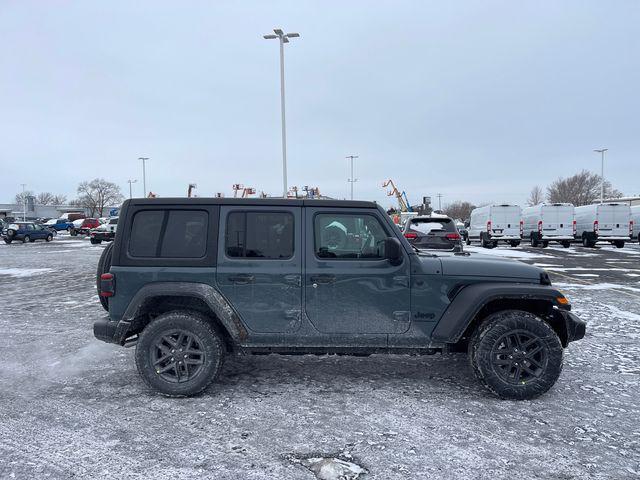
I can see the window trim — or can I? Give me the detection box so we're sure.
[224,210,295,261]
[313,211,391,261]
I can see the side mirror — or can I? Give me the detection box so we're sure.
[384,237,403,265]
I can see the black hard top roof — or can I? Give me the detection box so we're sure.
[126,198,378,208]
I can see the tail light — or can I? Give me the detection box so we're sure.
[99,273,115,297]
[537,220,542,234]
[404,232,418,240]
[446,233,461,240]
[487,221,491,233]
[573,220,577,235]
[594,220,599,233]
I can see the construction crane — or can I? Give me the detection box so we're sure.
[232,184,244,198]
[187,183,197,198]
[241,187,256,198]
[382,179,412,212]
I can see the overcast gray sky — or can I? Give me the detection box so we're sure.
[1,1,638,209]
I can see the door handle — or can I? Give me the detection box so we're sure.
[228,274,255,284]
[310,274,336,285]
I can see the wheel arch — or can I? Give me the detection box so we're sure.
[120,282,248,350]
[432,283,570,349]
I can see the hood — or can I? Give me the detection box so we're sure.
[425,253,544,281]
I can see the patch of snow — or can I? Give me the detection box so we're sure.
[296,456,367,480]
[573,274,599,277]
[465,246,552,260]
[553,282,640,293]
[0,268,54,278]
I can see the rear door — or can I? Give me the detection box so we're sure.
[216,206,302,334]
[542,205,573,235]
[599,205,630,237]
[491,206,520,236]
[304,207,411,336]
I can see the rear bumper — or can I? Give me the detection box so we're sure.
[595,236,631,241]
[560,310,586,344]
[489,235,521,240]
[93,317,131,345]
[541,235,574,241]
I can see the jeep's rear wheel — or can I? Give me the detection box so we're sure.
[469,310,563,400]
[135,311,224,397]
[96,242,114,311]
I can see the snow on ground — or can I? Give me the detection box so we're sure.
[1,239,640,479]
[0,267,54,277]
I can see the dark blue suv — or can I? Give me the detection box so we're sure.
[93,198,585,400]
[2,222,54,244]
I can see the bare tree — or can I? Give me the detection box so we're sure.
[76,179,124,217]
[443,200,476,221]
[36,192,55,205]
[527,186,544,206]
[51,194,68,205]
[15,190,35,205]
[547,170,623,206]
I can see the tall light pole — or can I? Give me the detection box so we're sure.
[437,193,443,211]
[263,28,300,197]
[127,179,137,199]
[139,157,149,197]
[346,155,359,200]
[20,183,26,221]
[594,148,608,203]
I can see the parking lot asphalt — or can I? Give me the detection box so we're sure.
[1,236,639,479]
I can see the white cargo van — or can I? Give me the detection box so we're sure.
[632,205,639,243]
[574,203,632,248]
[522,203,575,248]
[467,204,522,248]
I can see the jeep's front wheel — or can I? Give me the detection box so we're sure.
[469,310,563,400]
[135,311,225,397]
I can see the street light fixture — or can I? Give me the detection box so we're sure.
[346,155,359,200]
[127,179,138,199]
[593,148,608,203]
[139,157,149,197]
[263,27,300,197]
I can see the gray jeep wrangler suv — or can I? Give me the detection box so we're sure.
[94,198,585,399]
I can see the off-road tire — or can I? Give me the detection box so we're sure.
[135,311,225,397]
[96,242,114,311]
[468,310,563,400]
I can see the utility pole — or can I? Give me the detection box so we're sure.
[20,183,26,220]
[139,157,149,197]
[127,179,137,199]
[263,28,300,197]
[346,155,359,200]
[593,148,608,203]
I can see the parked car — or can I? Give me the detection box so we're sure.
[93,197,585,400]
[89,217,118,244]
[44,218,75,232]
[467,204,523,248]
[402,215,463,252]
[632,205,639,244]
[522,203,575,248]
[2,221,54,244]
[70,218,100,236]
[574,203,632,248]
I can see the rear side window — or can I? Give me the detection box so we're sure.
[225,211,294,259]
[129,210,208,258]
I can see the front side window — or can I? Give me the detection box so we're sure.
[226,211,294,259]
[314,213,388,259]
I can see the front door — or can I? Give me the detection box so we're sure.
[216,206,302,335]
[304,208,411,335]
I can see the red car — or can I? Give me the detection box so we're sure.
[70,218,100,236]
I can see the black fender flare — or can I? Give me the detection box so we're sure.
[116,282,248,344]
[431,282,568,343]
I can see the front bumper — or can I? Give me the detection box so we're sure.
[560,310,586,344]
